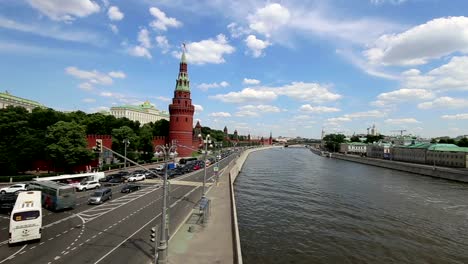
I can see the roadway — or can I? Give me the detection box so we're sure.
[0,152,238,264]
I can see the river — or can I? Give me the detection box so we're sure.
[235,147,468,264]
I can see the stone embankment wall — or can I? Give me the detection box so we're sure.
[332,153,468,183]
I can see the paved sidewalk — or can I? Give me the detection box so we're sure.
[168,163,234,264]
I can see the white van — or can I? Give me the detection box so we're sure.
[9,191,42,245]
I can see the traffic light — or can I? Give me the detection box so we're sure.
[95,139,103,153]
[150,227,157,243]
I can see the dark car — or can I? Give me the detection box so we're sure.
[121,184,141,193]
[106,177,125,185]
[0,193,18,212]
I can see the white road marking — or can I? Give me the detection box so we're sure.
[0,245,27,264]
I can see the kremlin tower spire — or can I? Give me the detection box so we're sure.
[169,47,195,157]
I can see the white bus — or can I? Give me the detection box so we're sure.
[9,191,42,245]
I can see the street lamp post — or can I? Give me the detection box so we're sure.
[123,139,130,170]
[154,143,177,264]
[198,134,212,198]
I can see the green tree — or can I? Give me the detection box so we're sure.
[151,119,170,136]
[323,134,346,152]
[350,135,361,142]
[365,134,384,143]
[0,107,36,175]
[457,138,468,147]
[430,138,437,143]
[112,126,139,162]
[45,121,94,172]
[139,124,155,162]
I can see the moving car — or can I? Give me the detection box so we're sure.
[121,184,141,193]
[76,181,100,191]
[88,188,112,204]
[0,184,27,194]
[128,174,145,182]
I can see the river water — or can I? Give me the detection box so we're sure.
[235,147,468,264]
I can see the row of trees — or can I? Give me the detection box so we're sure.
[0,106,257,175]
[0,106,170,175]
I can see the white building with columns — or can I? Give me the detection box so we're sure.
[110,101,169,125]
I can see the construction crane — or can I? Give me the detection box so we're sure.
[391,129,407,136]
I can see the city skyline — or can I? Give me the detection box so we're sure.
[1,0,468,138]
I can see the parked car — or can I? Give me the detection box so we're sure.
[128,174,145,182]
[76,181,101,191]
[121,184,141,193]
[0,193,18,211]
[155,164,165,171]
[0,184,27,194]
[88,188,112,204]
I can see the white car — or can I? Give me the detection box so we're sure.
[155,165,164,171]
[76,181,101,191]
[0,184,27,194]
[128,174,145,182]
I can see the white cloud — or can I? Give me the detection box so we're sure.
[138,28,151,48]
[385,118,421,124]
[327,117,352,122]
[209,112,231,117]
[269,82,341,103]
[402,56,468,92]
[155,35,170,53]
[245,35,271,58]
[235,110,260,117]
[155,96,171,102]
[441,113,468,120]
[243,78,260,85]
[248,3,290,37]
[370,0,407,4]
[418,97,468,109]
[149,7,182,31]
[211,82,341,104]
[108,71,126,79]
[326,110,386,124]
[210,88,277,104]
[109,24,118,34]
[365,16,468,66]
[238,104,281,114]
[101,0,109,8]
[300,104,340,113]
[372,88,435,107]
[197,81,229,91]
[172,34,235,64]
[227,22,250,38]
[345,110,387,119]
[83,98,96,103]
[78,82,93,91]
[66,66,114,85]
[108,6,124,21]
[129,45,152,59]
[27,0,100,22]
[194,104,204,113]
[0,16,103,45]
[100,92,113,97]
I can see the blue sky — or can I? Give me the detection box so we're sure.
[1,0,468,139]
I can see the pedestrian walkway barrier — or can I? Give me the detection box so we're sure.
[199,197,211,225]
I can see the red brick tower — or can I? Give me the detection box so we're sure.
[169,49,195,157]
